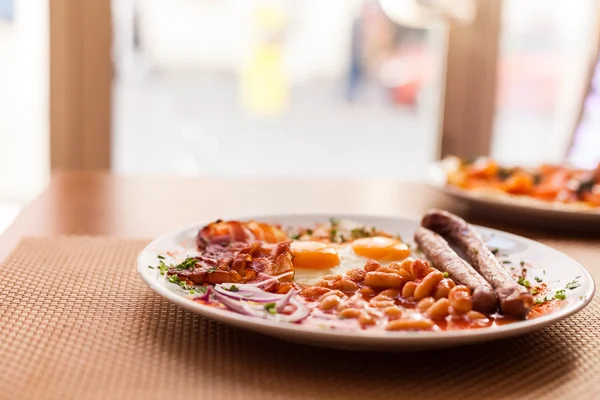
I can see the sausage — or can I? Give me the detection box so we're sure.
[421,209,534,318]
[414,227,498,314]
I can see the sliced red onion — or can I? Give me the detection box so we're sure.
[272,297,310,323]
[275,289,297,312]
[211,289,265,318]
[213,284,282,302]
[211,285,309,323]
[194,286,212,301]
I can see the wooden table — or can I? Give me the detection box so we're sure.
[2,171,598,261]
[2,171,600,400]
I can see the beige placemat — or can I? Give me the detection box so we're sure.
[0,237,599,400]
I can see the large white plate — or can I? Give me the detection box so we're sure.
[137,213,595,350]
[429,162,600,229]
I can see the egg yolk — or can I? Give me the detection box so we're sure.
[290,241,340,270]
[351,236,410,261]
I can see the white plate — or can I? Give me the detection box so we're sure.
[429,162,600,229]
[137,213,595,351]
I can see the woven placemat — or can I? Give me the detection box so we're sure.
[0,237,598,400]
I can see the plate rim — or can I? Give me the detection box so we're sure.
[137,212,596,347]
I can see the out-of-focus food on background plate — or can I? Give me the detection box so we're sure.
[429,156,600,229]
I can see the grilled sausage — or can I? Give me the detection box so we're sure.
[414,227,498,314]
[421,209,533,318]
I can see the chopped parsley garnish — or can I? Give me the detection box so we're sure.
[442,272,449,278]
[577,179,595,195]
[580,296,586,300]
[517,277,531,288]
[167,274,205,294]
[554,290,566,300]
[148,266,155,269]
[207,267,217,273]
[566,277,581,290]
[306,229,313,235]
[157,255,165,260]
[491,248,499,255]
[531,288,539,295]
[498,168,513,180]
[291,233,301,240]
[158,260,169,275]
[520,261,526,267]
[339,234,346,242]
[264,302,277,315]
[534,277,542,283]
[175,257,198,270]
[502,260,511,264]
[472,248,479,255]
[535,297,550,305]
[350,227,371,239]
[227,285,239,292]
[329,218,340,227]
[329,228,338,242]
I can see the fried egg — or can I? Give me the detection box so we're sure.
[292,237,411,285]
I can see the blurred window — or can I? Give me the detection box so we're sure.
[112,0,446,180]
[491,0,599,166]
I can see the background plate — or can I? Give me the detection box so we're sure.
[429,162,600,230]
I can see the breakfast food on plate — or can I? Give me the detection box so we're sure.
[414,226,498,314]
[441,156,600,209]
[421,210,534,318]
[152,211,568,332]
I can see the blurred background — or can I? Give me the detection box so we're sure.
[0,0,599,232]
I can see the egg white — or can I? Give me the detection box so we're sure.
[293,244,406,286]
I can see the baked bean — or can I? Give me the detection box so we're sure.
[360,287,375,296]
[376,266,399,274]
[336,278,359,292]
[386,261,402,271]
[416,296,435,311]
[300,286,330,298]
[426,298,450,320]
[319,295,341,310]
[364,260,381,272]
[370,298,395,309]
[340,308,361,319]
[402,281,417,298]
[364,272,404,288]
[358,312,376,326]
[386,318,435,331]
[399,258,414,272]
[396,268,413,281]
[448,285,473,314]
[434,278,454,300]
[379,289,401,298]
[414,270,444,300]
[346,268,366,283]
[467,310,486,320]
[319,290,345,301]
[384,306,404,319]
[410,259,432,280]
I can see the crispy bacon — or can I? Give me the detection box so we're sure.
[197,220,287,250]
[172,220,294,287]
